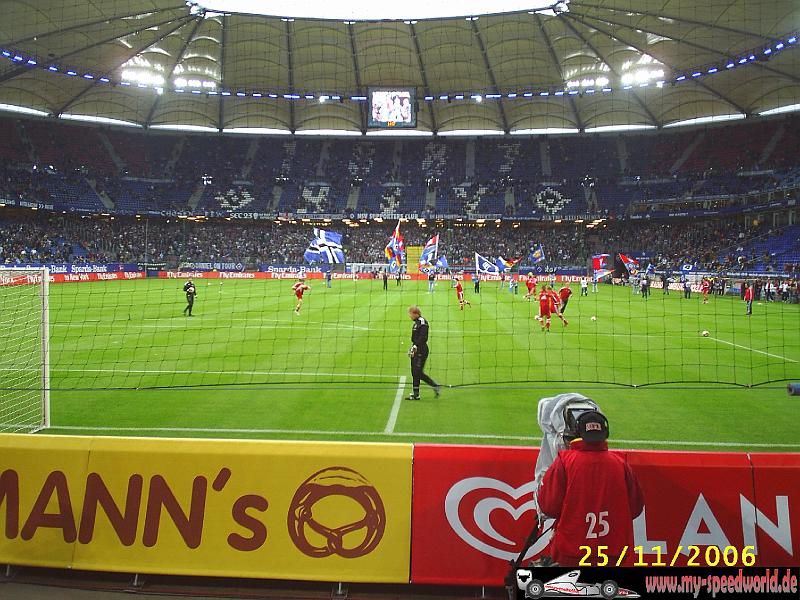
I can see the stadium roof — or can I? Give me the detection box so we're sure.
[0,0,798,134]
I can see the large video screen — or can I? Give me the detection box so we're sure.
[368,88,416,128]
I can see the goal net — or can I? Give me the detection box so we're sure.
[0,268,49,433]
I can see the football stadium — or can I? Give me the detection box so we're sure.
[0,0,799,598]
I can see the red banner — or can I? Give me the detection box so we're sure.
[49,272,145,284]
[625,451,754,567]
[410,445,800,586]
[748,453,800,566]
[411,444,540,585]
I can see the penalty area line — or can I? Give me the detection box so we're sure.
[383,376,407,434]
[706,336,798,363]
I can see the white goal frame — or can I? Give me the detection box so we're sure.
[0,266,50,432]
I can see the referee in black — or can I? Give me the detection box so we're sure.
[183,280,197,316]
[406,305,441,400]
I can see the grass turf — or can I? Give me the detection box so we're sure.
[15,277,800,451]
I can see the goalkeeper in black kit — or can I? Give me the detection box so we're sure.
[406,306,441,401]
[183,280,196,316]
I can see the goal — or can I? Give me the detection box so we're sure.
[0,267,49,432]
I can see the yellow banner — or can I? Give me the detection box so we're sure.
[406,246,422,274]
[0,435,412,583]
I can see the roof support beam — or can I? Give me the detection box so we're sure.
[0,13,194,86]
[560,16,660,127]
[285,20,295,134]
[575,2,782,45]
[569,9,800,86]
[534,14,584,130]
[143,17,204,126]
[218,16,228,131]
[55,17,193,118]
[347,24,367,134]
[410,23,437,134]
[565,12,750,116]
[471,20,508,133]
[1,5,186,47]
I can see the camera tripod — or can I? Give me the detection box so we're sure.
[503,520,554,600]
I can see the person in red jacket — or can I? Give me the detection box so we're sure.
[537,410,645,566]
[744,282,754,315]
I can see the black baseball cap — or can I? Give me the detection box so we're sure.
[577,410,609,442]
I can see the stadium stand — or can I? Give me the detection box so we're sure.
[1,114,799,222]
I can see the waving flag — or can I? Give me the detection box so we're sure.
[435,255,448,269]
[303,241,321,264]
[618,253,639,273]
[592,253,611,272]
[529,244,546,264]
[385,220,405,266]
[645,263,654,275]
[304,228,345,264]
[475,252,500,275]
[681,263,695,272]
[495,256,520,272]
[418,234,439,272]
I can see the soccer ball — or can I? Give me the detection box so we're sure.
[702,330,710,337]
[590,316,597,321]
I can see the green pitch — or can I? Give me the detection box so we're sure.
[38,278,800,451]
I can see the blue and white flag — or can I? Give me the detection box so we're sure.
[529,244,546,264]
[475,252,500,275]
[305,228,345,264]
[435,255,448,269]
[418,234,439,273]
[303,242,321,264]
[681,263,695,272]
[645,263,654,275]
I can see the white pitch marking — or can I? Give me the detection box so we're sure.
[706,336,798,363]
[34,425,800,449]
[383,376,407,434]
[52,321,371,331]
[43,367,398,379]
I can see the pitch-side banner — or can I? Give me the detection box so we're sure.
[0,435,412,583]
[410,445,799,586]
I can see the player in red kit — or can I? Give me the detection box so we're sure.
[292,278,311,315]
[547,285,568,327]
[524,274,538,300]
[537,286,553,331]
[701,277,711,304]
[558,285,573,314]
[455,277,471,310]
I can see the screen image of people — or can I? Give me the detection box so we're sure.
[370,90,413,124]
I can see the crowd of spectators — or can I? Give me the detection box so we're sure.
[1,211,794,274]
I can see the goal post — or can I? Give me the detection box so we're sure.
[0,267,50,433]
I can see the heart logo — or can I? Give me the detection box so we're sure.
[444,476,553,561]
